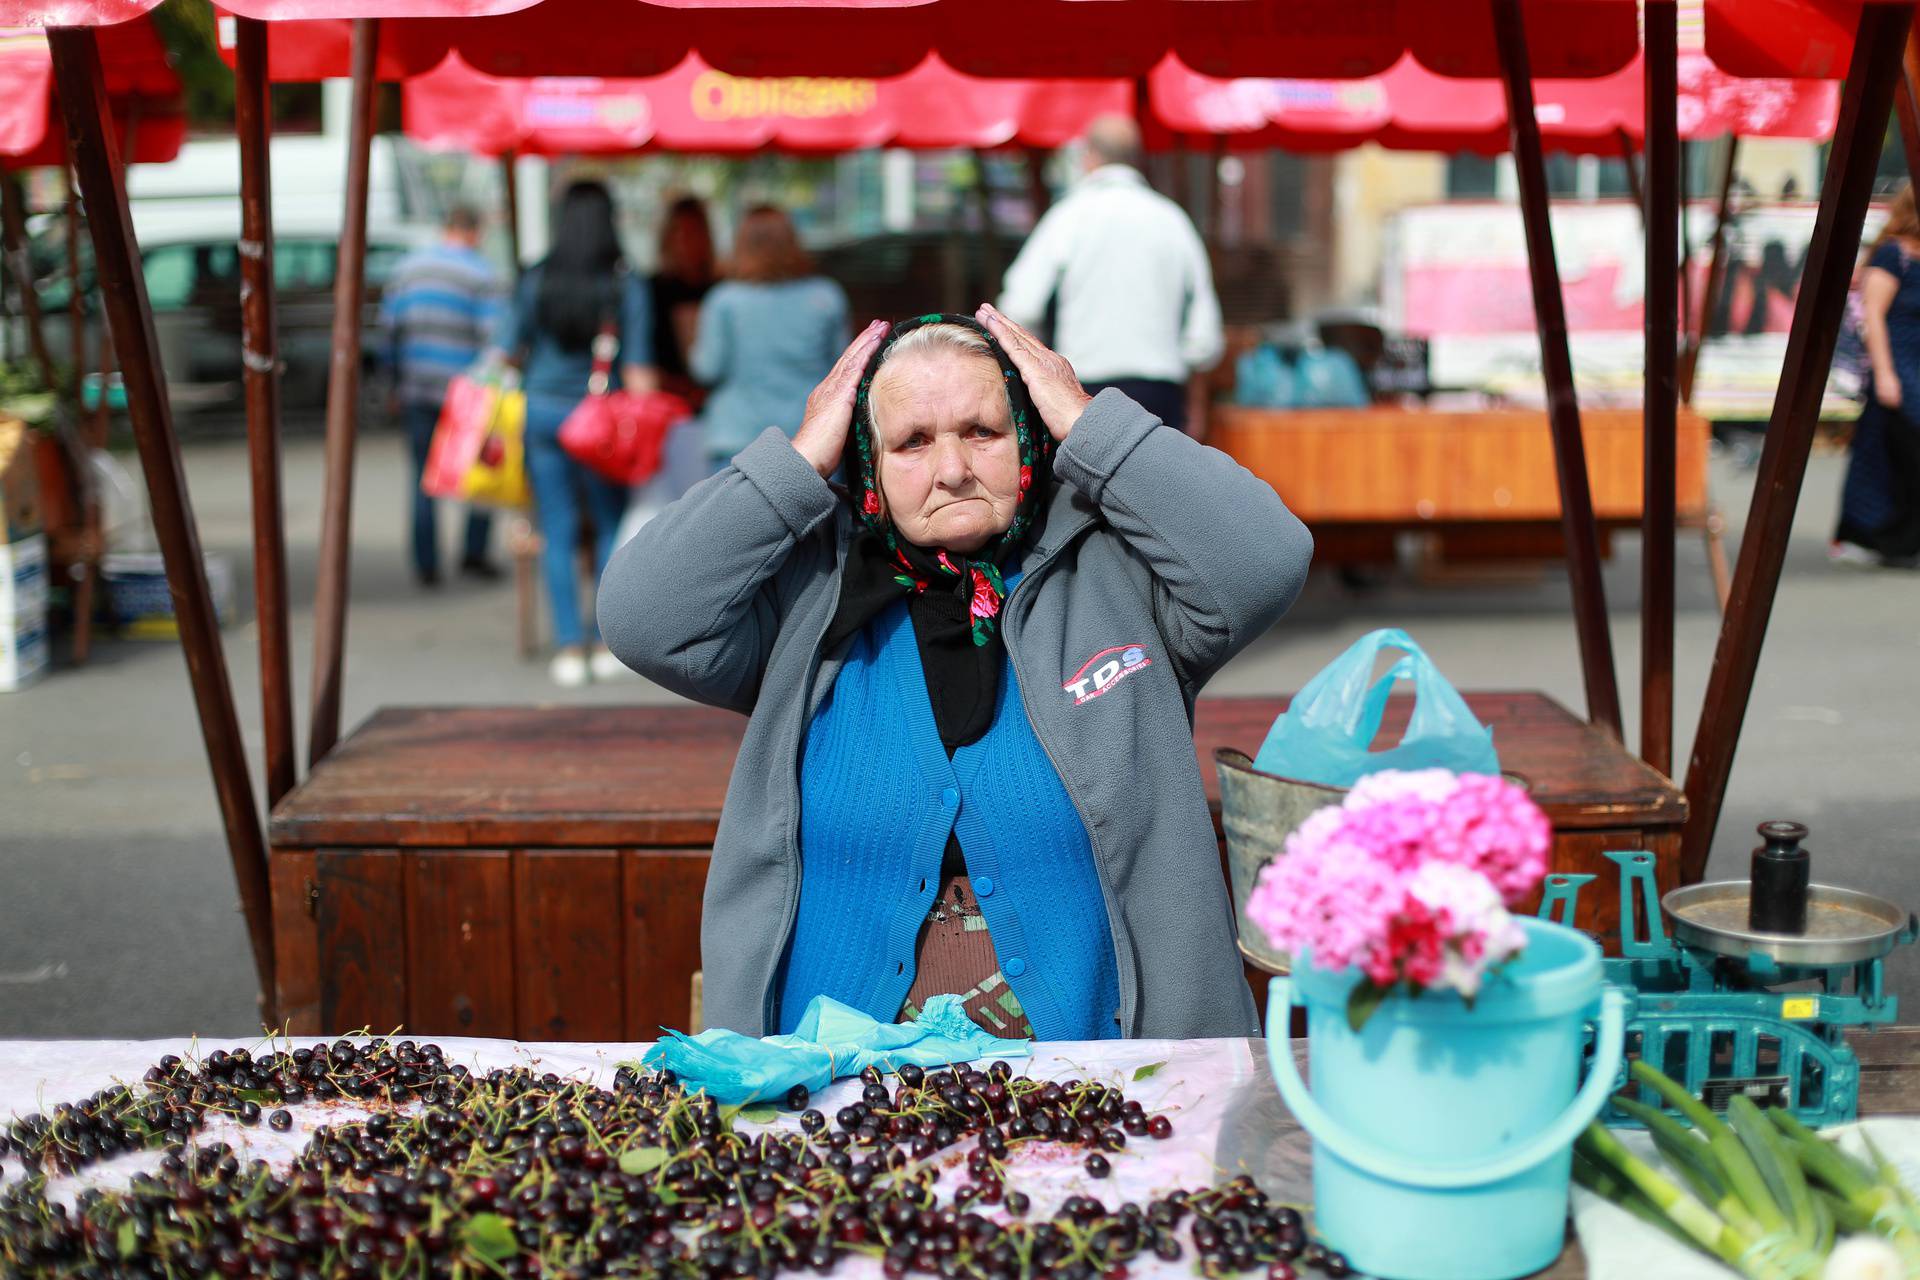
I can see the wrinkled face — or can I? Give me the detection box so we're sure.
[870,348,1020,555]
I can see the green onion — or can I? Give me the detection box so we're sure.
[1628,1062,1789,1237]
[1574,1147,1709,1252]
[1577,1123,1765,1274]
[1729,1095,1816,1247]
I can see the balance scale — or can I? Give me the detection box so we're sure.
[1539,842,1916,1128]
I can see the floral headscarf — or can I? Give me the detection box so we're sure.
[823,313,1054,750]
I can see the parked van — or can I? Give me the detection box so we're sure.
[29,135,440,416]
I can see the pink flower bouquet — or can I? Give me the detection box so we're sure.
[1244,769,1551,1029]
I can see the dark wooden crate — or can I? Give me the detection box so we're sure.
[269,693,1684,1038]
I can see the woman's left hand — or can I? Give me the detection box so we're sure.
[976,302,1090,443]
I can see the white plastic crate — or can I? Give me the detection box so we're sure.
[0,612,47,691]
[0,533,47,622]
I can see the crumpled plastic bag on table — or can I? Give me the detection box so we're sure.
[639,994,1031,1105]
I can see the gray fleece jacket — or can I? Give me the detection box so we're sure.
[597,389,1313,1039]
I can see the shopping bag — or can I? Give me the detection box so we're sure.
[1252,627,1499,786]
[458,385,529,509]
[557,387,691,486]
[556,323,692,486]
[421,374,528,508]
[638,994,1031,1105]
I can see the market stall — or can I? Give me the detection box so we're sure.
[0,17,182,681]
[1153,45,1836,602]
[2,0,1907,1077]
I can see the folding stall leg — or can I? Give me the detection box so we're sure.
[308,18,382,767]
[47,26,277,1016]
[1900,22,1920,194]
[234,15,297,808]
[1680,4,1916,881]
[1680,139,1740,405]
[1490,0,1624,740]
[1642,1,1680,777]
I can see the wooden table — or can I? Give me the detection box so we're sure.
[268,692,1685,1041]
[1209,405,1716,571]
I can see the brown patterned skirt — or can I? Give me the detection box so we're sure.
[898,842,1034,1038]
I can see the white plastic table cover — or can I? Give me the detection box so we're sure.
[0,1035,1313,1278]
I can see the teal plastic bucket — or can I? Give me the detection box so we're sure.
[1265,917,1626,1280]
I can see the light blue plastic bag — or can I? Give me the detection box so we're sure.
[1233,345,1296,408]
[1252,628,1499,786]
[1292,347,1370,408]
[639,994,1031,1105]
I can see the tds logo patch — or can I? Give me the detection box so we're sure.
[1062,644,1152,705]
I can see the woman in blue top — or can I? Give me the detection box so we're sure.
[493,181,656,686]
[1836,185,1920,568]
[690,206,848,468]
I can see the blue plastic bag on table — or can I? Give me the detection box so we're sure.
[1252,627,1499,786]
[639,994,1031,1105]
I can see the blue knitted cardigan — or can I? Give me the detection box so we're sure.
[776,595,1120,1040]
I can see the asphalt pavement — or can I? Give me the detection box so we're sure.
[2,424,1916,1038]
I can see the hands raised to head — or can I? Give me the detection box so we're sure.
[793,319,890,478]
[975,302,1091,443]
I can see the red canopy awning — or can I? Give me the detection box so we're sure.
[404,50,1130,153]
[1700,0,1881,80]
[1149,50,1840,155]
[185,1,1640,82]
[0,21,183,164]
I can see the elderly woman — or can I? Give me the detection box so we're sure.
[599,306,1312,1039]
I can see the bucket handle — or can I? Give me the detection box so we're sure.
[1265,977,1626,1190]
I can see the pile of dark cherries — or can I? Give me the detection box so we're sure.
[0,1038,1351,1280]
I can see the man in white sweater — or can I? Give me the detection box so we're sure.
[998,115,1225,436]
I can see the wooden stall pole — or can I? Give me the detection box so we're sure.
[498,149,522,277]
[972,148,1003,304]
[0,168,61,390]
[1680,138,1738,404]
[63,168,83,402]
[234,16,297,809]
[1024,148,1053,220]
[1490,0,1624,740]
[307,19,381,767]
[48,25,277,1013]
[1680,4,1913,882]
[59,166,98,667]
[1678,140,1693,379]
[1616,127,1645,226]
[1901,25,1920,195]
[1642,1,1679,778]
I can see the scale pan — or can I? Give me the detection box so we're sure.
[1662,881,1917,967]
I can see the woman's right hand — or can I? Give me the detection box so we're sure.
[1876,369,1903,410]
[793,320,889,478]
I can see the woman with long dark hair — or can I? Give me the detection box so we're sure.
[1835,183,1920,568]
[650,194,715,405]
[494,181,657,685]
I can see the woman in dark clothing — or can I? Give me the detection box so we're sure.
[649,195,714,405]
[492,181,656,686]
[1836,184,1920,567]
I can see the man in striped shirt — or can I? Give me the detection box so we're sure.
[383,205,508,586]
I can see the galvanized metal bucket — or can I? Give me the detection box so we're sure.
[1213,748,1346,976]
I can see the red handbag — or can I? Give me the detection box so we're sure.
[557,326,692,486]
